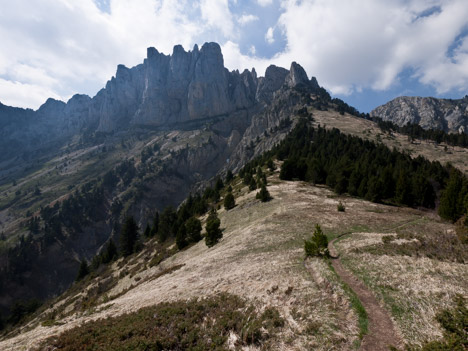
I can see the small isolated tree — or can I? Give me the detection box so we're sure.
[205,210,222,247]
[176,223,187,250]
[337,201,345,212]
[224,192,235,210]
[186,217,202,243]
[120,216,139,257]
[304,224,329,257]
[256,184,271,202]
[76,259,90,281]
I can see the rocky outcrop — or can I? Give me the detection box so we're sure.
[370,96,468,134]
[0,43,320,168]
[95,42,260,131]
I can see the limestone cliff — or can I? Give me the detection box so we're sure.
[370,96,468,134]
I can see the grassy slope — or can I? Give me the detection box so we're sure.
[313,109,468,174]
[0,168,465,350]
[0,128,212,247]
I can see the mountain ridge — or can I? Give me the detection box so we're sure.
[371,95,468,134]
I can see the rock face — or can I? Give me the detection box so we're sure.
[370,96,468,134]
[0,43,320,165]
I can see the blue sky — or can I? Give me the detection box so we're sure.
[0,0,467,113]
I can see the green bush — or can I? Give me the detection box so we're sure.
[185,217,202,243]
[224,192,235,210]
[205,210,222,247]
[337,201,345,212]
[39,293,284,351]
[304,224,329,257]
[256,184,271,202]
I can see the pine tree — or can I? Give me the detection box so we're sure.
[120,216,139,257]
[267,158,276,171]
[186,217,202,243]
[256,184,271,202]
[439,169,464,221]
[101,239,118,264]
[76,259,90,281]
[215,177,224,192]
[225,170,233,183]
[176,224,187,249]
[304,224,329,257]
[224,192,235,210]
[249,177,257,191]
[205,210,222,247]
[157,206,176,242]
[150,211,159,237]
[395,171,413,206]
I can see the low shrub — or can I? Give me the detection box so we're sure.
[39,293,284,351]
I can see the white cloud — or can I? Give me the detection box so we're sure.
[1,0,468,109]
[0,78,61,109]
[271,0,468,95]
[200,0,234,37]
[257,0,273,6]
[265,27,275,44]
[0,0,208,109]
[238,14,258,25]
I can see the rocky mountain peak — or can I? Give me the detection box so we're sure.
[285,61,309,88]
[371,96,468,134]
[0,42,323,163]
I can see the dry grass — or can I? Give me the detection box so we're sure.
[0,175,361,351]
[2,170,466,350]
[312,110,468,174]
[336,233,468,347]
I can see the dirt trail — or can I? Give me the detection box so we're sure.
[329,237,403,351]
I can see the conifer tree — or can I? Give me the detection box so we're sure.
[215,177,224,192]
[304,224,329,257]
[176,223,187,249]
[120,216,139,257]
[76,259,90,281]
[256,183,271,202]
[157,207,176,242]
[101,239,118,264]
[267,158,276,171]
[225,170,233,183]
[205,210,222,247]
[150,211,159,237]
[186,217,202,243]
[249,177,257,191]
[224,192,235,210]
[439,169,465,221]
[395,171,413,206]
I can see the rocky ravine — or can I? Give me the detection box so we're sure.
[370,95,468,134]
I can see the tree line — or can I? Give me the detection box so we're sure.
[242,118,467,224]
[373,117,468,148]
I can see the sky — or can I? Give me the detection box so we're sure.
[0,0,467,113]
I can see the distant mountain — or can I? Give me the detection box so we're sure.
[370,96,468,134]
